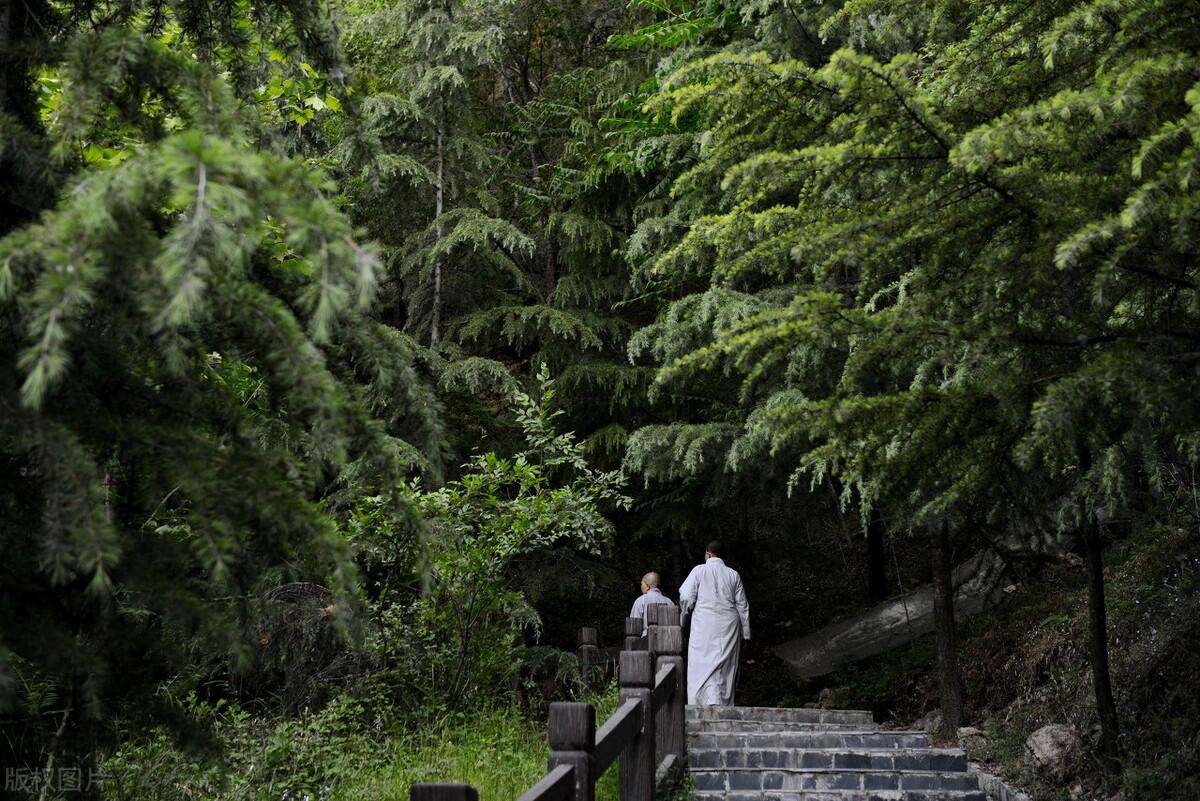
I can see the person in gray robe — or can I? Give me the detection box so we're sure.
[679,540,750,706]
[629,571,675,636]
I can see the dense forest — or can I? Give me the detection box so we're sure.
[2,0,1199,799]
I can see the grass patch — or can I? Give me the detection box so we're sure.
[339,684,623,801]
[101,682,625,801]
[334,707,551,801]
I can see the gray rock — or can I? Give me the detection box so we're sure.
[817,686,838,707]
[916,709,943,734]
[1026,723,1081,778]
[958,726,988,754]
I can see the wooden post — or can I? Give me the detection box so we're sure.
[411,785,478,801]
[578,627,598,683]
[651,623,684,776]
[619,650,654,801]
[624,616,643,651]
[645,602,664,643]
[549,702,595,801]
[657,605,681,627]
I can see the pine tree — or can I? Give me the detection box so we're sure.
[624,0,1200,760]
[344,0,664,473]
[0,0,441,771]
[343,0,532,346]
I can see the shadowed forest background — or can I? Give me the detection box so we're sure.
[2,1,1199,800]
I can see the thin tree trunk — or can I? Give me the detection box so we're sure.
[930,520,964,738]
[0,0,10,111]
[544,239,558,298]
[431,103,444,345]
[867,511,888,603]
[824,475,853,571]
[1083,509,1121,768]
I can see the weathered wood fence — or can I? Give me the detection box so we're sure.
[411,603,687,801]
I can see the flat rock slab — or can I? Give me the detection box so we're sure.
[688,706,875,725]
[689,721,873,732]
[688,748,968,772]
[692,769,982,792]
[689,732,932,750]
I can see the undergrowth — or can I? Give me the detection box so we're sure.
[798,525,1200,801]
[100,682,623,801]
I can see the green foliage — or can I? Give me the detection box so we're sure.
[6,0,1200,794]
[343,0,662,468]
[628,0,1200,530]
[343,0,526,345]
[100,679,624,801]
[333,705,555,801]
[0,0,437,776]
[349,369,628,707]
[102,688,390,801]
[607,1,734,50]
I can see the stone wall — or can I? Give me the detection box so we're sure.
[969,763,1033,801]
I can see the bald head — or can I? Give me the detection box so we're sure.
[642,572,660,588]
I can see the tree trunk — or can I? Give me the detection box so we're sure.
[930,521,964,738]
[0,0,10,112]
[431,104,444,346]
[429,0,451,346]
[1083,509,1121,768]
[867,511,888,603]
[544,239,558,298]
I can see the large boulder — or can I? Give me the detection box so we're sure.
[1026,723,1081,778]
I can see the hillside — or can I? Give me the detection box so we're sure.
[742,525,1200,801]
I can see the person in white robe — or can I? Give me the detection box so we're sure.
[679,540,750,706]
[629,571,675,636]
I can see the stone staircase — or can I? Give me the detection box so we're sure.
[687,706,986,801]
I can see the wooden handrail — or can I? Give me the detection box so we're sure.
[593,699,642,775]
[654,754,678,787]
[515,764,575,801]
[411,614,685,801]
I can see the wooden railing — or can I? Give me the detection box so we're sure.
[411,603,686,801]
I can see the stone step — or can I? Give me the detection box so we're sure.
[688,720,874,733]
[689,732,932,751]
[691,790,986,801]
[687,706,875,726]
[692,769,981,792]
[683,705,978,801]
[688,748,969,773]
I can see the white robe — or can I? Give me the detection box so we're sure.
[679,557,750,705]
